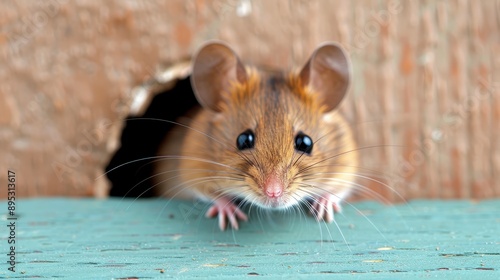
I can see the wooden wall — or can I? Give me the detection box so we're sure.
[1,0,498,200]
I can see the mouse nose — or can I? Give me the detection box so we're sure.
[266,188,282,198]
[264,174,284,198]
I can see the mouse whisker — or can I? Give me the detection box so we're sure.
[300,182,389,243]
[328,173,408,204]
[153,168,246,182]
[133,175,245,223]
[289,144,308,170]
[159,176,244,200]
[291,192,311,224]
[298,145,404,175]
[302,172,411,211]
[302,178,408,238]
[121,168,243,201]
[241,144,267,175]
[295,163,397,182]
[301,177,389,207]
[320,143,406,159]
[294,192,340,247]
[331,218,350,251]
[235,150,258,170]
[104,154,246,180]
[104,117,263,179]
[285,118,346,170]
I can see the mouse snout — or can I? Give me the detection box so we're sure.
[266,188,282,198]
[263,174,284,198]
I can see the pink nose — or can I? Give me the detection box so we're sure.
[264,174,284,198]
[266,188,282,198]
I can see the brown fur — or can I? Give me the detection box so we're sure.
[154,68,358,209]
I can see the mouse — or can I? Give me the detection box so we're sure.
[154,41,358,230]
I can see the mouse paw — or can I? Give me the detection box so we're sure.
[205,197,248,230]
[311,195,342,223]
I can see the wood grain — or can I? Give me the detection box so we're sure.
[0,1,498,199]
[5,198,499,277]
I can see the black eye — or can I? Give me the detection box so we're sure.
[295,132,313,154]
[236,129,255,150]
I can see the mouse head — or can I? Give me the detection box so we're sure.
[191,41,352,209]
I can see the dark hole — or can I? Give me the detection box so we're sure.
[105,76,197,198]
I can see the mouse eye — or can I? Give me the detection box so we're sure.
[236,129,255,150]
[295,132,313,154]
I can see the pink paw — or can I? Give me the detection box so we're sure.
[311,194,342,223]
[205,197,248,230]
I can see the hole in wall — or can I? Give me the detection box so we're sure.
[105,62,197,198]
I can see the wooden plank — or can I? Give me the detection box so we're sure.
[1,198,499,278]
[1,1,499,201]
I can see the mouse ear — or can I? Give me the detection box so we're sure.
[299,42,351,112]
[190,41,247,112]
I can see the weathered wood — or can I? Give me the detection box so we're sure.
[0,1,498,200]
[2,198,499,278]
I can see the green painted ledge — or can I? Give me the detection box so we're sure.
[1,198,499,279]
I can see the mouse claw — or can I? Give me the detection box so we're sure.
[311,195,342,223]
[205,198,248,231]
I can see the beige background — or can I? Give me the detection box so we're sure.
[1,0,499,200]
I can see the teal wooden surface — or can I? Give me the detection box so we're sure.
[1,198,499,279]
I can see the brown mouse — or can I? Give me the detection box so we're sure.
[154,41,358,230]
